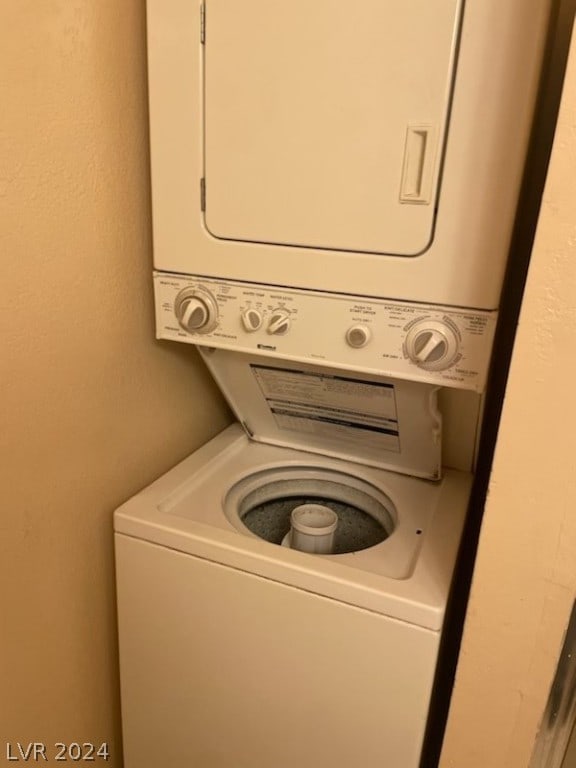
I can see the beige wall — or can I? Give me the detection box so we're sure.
[0,2,230,764]
[440,22,576,768]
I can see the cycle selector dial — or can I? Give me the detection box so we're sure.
[405,319,460,371]
[174,287,219,334]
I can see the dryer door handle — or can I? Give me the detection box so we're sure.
[399,124,436,205]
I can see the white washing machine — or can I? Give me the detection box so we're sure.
[115,353,471,768]
[115,1,553,765]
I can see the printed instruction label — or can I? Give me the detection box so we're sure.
[251,365,400,452]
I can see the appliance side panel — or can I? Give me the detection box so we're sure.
[438,388,482,472]
[146,0,201,271]
[116,534,439,768]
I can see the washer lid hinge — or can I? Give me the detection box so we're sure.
[241,421,254,438]
[200,177,206,211]
[200,4,206,44]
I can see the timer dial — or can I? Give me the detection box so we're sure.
[405,319,460,371]
[174,287,219,334]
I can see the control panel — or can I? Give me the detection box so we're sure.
[154,273,497,392]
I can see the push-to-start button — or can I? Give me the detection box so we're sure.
[345,325,372,348]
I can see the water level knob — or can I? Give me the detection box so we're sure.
[267,311,291,335]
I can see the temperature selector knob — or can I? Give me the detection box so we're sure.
[405,319,460,371]
[241,308,263,333]
[267,310,291,336]
[174,287,219,334]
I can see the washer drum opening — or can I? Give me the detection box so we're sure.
[224,468,397,555]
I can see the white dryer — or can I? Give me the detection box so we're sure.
[145,0,552,393]
[115,353,471,768]
[147,0,551,309]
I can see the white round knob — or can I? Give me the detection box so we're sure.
[241,308,263,333]
[174,287,218,334]
[180,297,208,329]
[267,311,291,336]
[345,325,371,348]
[405,320,460,371]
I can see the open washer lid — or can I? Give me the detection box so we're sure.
[199,349,442,480]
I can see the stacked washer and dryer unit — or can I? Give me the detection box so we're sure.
[115,2,551,766]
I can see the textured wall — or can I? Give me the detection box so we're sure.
[0,1,230,764]
[440,23,576,768]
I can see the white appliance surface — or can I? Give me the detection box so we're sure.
[115,2,551,766]
[146,0,551,308]
[155,273,497,392]
[204,0,461,255]
[115,424,470,768]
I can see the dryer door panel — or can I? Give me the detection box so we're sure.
[203,0,462,256]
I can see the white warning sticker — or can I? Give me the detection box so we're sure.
[251,365,400,452]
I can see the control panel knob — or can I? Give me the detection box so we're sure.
[241,308,263,333]
[345,325,372,349]
[174,287,218,334]
[405,319,460,371]
[267,311,291,336]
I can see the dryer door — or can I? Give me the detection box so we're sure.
[203,0,462,256]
